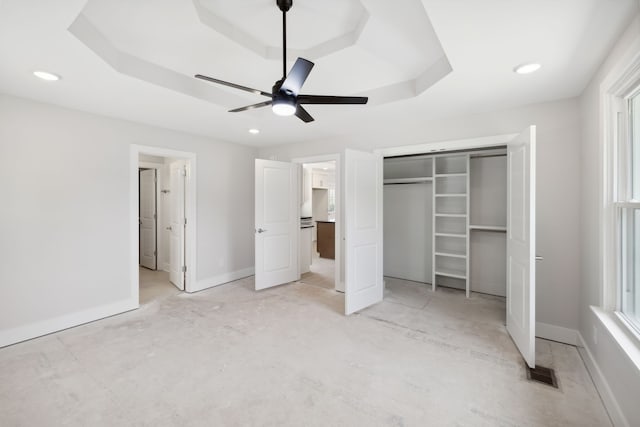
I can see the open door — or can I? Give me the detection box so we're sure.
[255,159,299,290]
[344,149,383,315]
[169,160,186,290]
[506,126,536,368]
[139,168,157,270]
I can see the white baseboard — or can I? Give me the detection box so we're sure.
[536,322,578,345]
[190,267,255,293]
[577,333,629,427]
[0,298,138,348]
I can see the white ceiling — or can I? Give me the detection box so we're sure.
[0,0,636,147]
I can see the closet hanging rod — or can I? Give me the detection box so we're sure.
[383,181,431,186]
[469,153,507,159]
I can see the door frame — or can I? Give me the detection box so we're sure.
[374,134,519,158]
[292,154,342,292]
[130,145,197,303]
[375,132,539,342]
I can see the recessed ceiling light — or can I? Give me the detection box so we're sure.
[33,71,61,81]
[513,63,541,75]
[249,128,260,134]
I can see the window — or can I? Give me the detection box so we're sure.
[618,87,640,333]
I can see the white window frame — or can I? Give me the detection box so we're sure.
[601,49,640,338]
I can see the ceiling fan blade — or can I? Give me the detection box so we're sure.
[229,100,273,113]
[295,105,314,123]
[194,74,271,98]
[280,58,314,96]
[297,95,368,105]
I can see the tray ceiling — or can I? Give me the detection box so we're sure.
[0,0,636,146]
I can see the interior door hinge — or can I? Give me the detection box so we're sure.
[181,167,187,177]
[181,266,187,273]
[153,250,157,256]
[184,218,187,226]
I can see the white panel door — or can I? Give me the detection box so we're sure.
[506,126,536,368]
[255,159,299,290]
[169,161,186,290]
[139,169,157,270]
[344,149,383,315]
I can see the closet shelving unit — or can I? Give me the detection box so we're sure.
[383,147,507,298]
[432,154,470,296]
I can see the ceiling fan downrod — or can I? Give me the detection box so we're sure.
[277,0,293,79]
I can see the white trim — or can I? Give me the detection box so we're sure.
[291,154,343,292]
[577,332,629,427]
[191,268,256,293]
[130,145,197,298]
[593,306,640,371]
[535,322,578,345]
[374,133,518,158]
[0,298,138,348]
[138,161,162,169]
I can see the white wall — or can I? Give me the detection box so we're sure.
[0,94,256,346]
[579,14,640,427]
[259,98,582,334]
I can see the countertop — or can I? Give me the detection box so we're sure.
[316,220,335,223]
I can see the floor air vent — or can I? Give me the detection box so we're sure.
[527,365,558,388]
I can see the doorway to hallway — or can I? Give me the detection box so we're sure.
[132,145,197,305]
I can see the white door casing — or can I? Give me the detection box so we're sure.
[255,159,299,290]
[344,149,384,315]
[506,126,536,368]
[139,168,157,270]
[169,160,186,290]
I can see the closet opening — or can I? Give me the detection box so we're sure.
[383,146,507,299]
[378,128,536,367]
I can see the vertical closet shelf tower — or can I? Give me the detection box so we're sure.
[433,155,470,296]
[383,148,507,298]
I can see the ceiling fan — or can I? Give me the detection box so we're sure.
[194,0,368,123]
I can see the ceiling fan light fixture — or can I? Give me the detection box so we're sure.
[272,97,296,116]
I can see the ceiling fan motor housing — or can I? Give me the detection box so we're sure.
[277,0,293,12]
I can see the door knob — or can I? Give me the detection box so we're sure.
[256,228,267,233]
[535,255,544,261]
[166,226,172,231]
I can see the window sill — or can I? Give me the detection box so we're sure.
[591,305,640,372]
